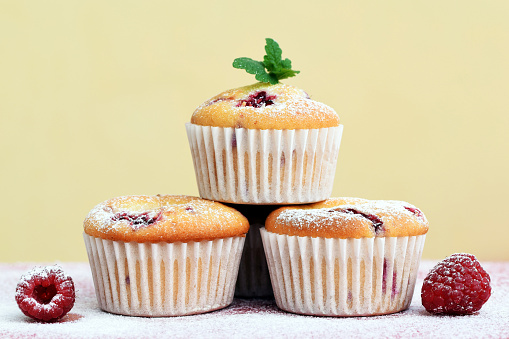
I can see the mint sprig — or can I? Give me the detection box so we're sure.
[233,38,300,85]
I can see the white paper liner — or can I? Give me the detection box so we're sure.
[185,123,343,204]
[83,233,245,317]
[260,228,426,316]
[235,223,273,298]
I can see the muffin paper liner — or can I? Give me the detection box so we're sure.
[260,228,426,316]
[83,233,245,316]
[185,123,343,204]
[235,223,273,298]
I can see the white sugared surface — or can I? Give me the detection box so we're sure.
[1,261,508,338]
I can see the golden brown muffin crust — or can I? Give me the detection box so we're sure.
[191,83,340,130]
[84,195,249,243]
[265,197,429,238]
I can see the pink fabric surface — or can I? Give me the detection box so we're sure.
[1,260,508,338]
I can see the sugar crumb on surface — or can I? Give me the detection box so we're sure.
[1,261,508,338]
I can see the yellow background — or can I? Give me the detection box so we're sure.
[1,1,508,262]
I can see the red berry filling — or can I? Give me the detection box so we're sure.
[185,206,196,213]
[112,211,161,229]
[382,259,399,298]
[33,284,57,304]
[231,132,237,148]
[15,265,75,322]
[334,208,384,234]
[404,206,425,219]
[236,91,276,108]
[421,253,491,315]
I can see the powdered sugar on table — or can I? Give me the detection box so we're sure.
[1,261,508,339]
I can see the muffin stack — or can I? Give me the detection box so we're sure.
[186,82,343,298]
[83,40,427,317]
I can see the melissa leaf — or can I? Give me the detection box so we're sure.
[233,38,299,84]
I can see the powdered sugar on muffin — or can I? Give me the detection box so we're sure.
[84,195,249,242]
[267,198,428,238]
[191,83,339,130]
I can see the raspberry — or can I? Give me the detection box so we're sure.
[421,253,491,315]
[404,206,424,218]
[404,206,427,222]
[339,208,384,234]
[236,91,276,108]
[15,265,75,322]
[329,208,384,235]
[112,211,161,229]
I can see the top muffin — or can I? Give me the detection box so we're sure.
[191,82,339,130]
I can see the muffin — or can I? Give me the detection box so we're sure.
[186,82,342,204]
[83,195,249,317]
[226,204,279,298]
[260,197,428,316]
[186,39,342,205]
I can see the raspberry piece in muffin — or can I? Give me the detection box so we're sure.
[112,211,162,229]
[236,91,276,108]
[333,207,384,235]
[15,265,75,322]
[421,253,491,315]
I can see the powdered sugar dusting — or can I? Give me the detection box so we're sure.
[84,195,244,236]
[259,97,335,122]
[84,196,161,232]
[229,96,335,123]
[275,200,428,236]
[191,83,339,130]
[1,261,508,338]
[15,265,70,301]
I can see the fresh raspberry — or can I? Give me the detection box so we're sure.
[421,253,491,315]
[15,265,75,322]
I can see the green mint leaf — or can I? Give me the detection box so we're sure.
[263,38,283,73]
[266,73,280,85]
[275,68,300,81]
[233,57,267,75]
[233,38,299,84]
[281,58,292,69]
[254,72,272,83]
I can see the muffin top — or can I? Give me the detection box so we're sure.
[84,195,249,243]
[190,82,340,130]
[265,197,429,239]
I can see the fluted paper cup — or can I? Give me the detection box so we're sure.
[83,233,245,317]
[185,123,343,204]
[260,228,425,316]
